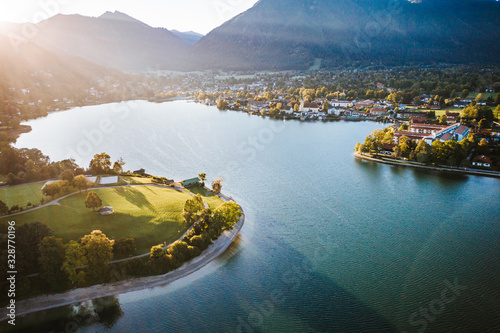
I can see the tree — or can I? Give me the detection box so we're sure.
[198,173,207,186]
[114,238,136,257]
[414,140,433,164]
[461,89,470,99]
[494,105,500,120]
[38,236,67,291]
[89,152,111,175]
[60,169,74,182]
[475,93,484,103]
[81,230,114,283]
[150,244,164,259]
[212,178,223,194]
[322,101,330,112]
[395,136,411,158]
[495,94,500,106]
[294,104,300,113]
[182,194,205,224]
[112,157,125,174]
[62,240,87,286]
[438,114,448,125]
[209,201,242,235]
[0,200,8,215]
[217,99,228,110]
[17,222,53,274]
[73,174,90,192]
[42,182,61,199]
[85,191,102,211]
[167,240,191,262]
[478,118,489,129]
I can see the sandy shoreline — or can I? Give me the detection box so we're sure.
[1,205,245,320]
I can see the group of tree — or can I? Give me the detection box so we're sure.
[147,200,242,275]
[89,153,125,175]
[181,194,205,224]
[356,128,499,170]
[0,147,125,187]
[0,222,128,297]
[212,178,223,194]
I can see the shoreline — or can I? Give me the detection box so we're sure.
[354,152,500,179]
[0,195,244,320]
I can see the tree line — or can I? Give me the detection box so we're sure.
[356,127,499,170]
[0,198,242,303]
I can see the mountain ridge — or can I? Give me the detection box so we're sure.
[178,0,500,70]
[2,12,189,71]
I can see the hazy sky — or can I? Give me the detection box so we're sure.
[0,0,259,34]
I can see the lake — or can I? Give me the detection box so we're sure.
[8,100,500,332]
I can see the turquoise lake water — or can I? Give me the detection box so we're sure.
[8,100,500,332]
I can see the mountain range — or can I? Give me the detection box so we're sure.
[181,0,500,70]
[1,11,189,71]
[1,1,499,72]
[171,30,204,45]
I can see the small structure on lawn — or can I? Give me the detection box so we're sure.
[98,206,115,216]
[133,168,146,175]
[181,177,201,188]
[165,179,175,185]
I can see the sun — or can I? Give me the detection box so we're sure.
[0,3,25,23]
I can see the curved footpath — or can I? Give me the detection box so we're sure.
[354,152,500,179]
[0,193,244,319]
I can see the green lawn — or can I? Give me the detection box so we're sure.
[187,186,224,209]
[122,176,154,184]
[467,92,498,100]
[1,186,194,254]
[0,181,46,207]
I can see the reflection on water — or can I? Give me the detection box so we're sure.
[3,296,123,333]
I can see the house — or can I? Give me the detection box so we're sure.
[411,117,427,124]
[181,177,201,187]
[410,124,447,135]
[330,101,352,108]
[249,100,268,111]
[439,133,453,142]
[301,102,320,113]
[133,168,146,175]
[98,207,114,216]
[454,125,470,141]
[355,100,374,108]
[472,155,492,168]
[282,105,293,114]
[370,107,387,116]
[394,131,428,143]
[396,111,427,120]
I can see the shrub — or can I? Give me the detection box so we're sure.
[9,205,20,213]
[167,241,190,262]
[114,238,137,257]
[190,235,210,251]
[188,245,201,259]
[121,258,147,277]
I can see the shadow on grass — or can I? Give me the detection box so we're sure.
[116,187,157,213]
